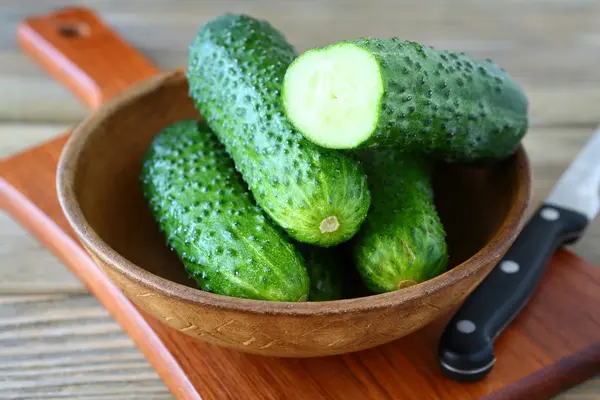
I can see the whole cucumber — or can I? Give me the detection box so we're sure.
[352,149,448,293]
[282,38,528,162]
[186,14,371,247]
[140,120,309,302]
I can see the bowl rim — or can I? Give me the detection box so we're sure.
[57,70,532,316]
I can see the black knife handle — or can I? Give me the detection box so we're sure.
[438,203,588,382]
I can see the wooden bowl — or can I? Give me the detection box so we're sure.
[56,70,531,358]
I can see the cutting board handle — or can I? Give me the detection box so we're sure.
[16,6,159,110]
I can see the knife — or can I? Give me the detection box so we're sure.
[438,126,600,382]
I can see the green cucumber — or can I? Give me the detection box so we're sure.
[352,149,448,293]
[281,38,528,162]
[298,245,344,301]
[186,14,371,247]
[140,120,309,302]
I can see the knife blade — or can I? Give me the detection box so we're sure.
[438,126,600,382]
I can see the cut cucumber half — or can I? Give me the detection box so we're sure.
[282,43,383,149]
[282,38,528,162]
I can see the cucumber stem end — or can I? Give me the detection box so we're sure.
[319,216,340,234]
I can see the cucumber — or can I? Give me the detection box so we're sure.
[186,14,371,247]
[298,244,344,301]
[281,38,528,162]
[140,120,309,302]
[352,149,448,293]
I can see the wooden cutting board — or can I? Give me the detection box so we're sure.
[1,6,599,400]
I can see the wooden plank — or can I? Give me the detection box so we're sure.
[0,123,86,294]
[0,123,69,158]
[0,294,170,399]
[2,0,600,124]
[0,122,177,397]
[0,214,85,294]
[0,77,86,123]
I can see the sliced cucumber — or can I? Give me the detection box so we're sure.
[282,38,528,162]
[282,44,383,149]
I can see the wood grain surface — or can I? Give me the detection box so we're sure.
[1,0,600,398]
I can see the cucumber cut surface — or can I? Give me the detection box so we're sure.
[282,43,383,149]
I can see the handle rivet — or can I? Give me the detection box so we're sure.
[456,320,476,334]
[500,260,520,274]
[540,207,560,221]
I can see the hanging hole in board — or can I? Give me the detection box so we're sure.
[57,22,90,38]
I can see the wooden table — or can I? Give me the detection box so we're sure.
[1,1,599,398]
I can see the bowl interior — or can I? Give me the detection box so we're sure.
[66,71,525,298]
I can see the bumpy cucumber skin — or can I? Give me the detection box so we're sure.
[186,14,371,247]
[287,38,529,162]
[297,244,344,301]
[352,149,448,293]
[140,120,309,302]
